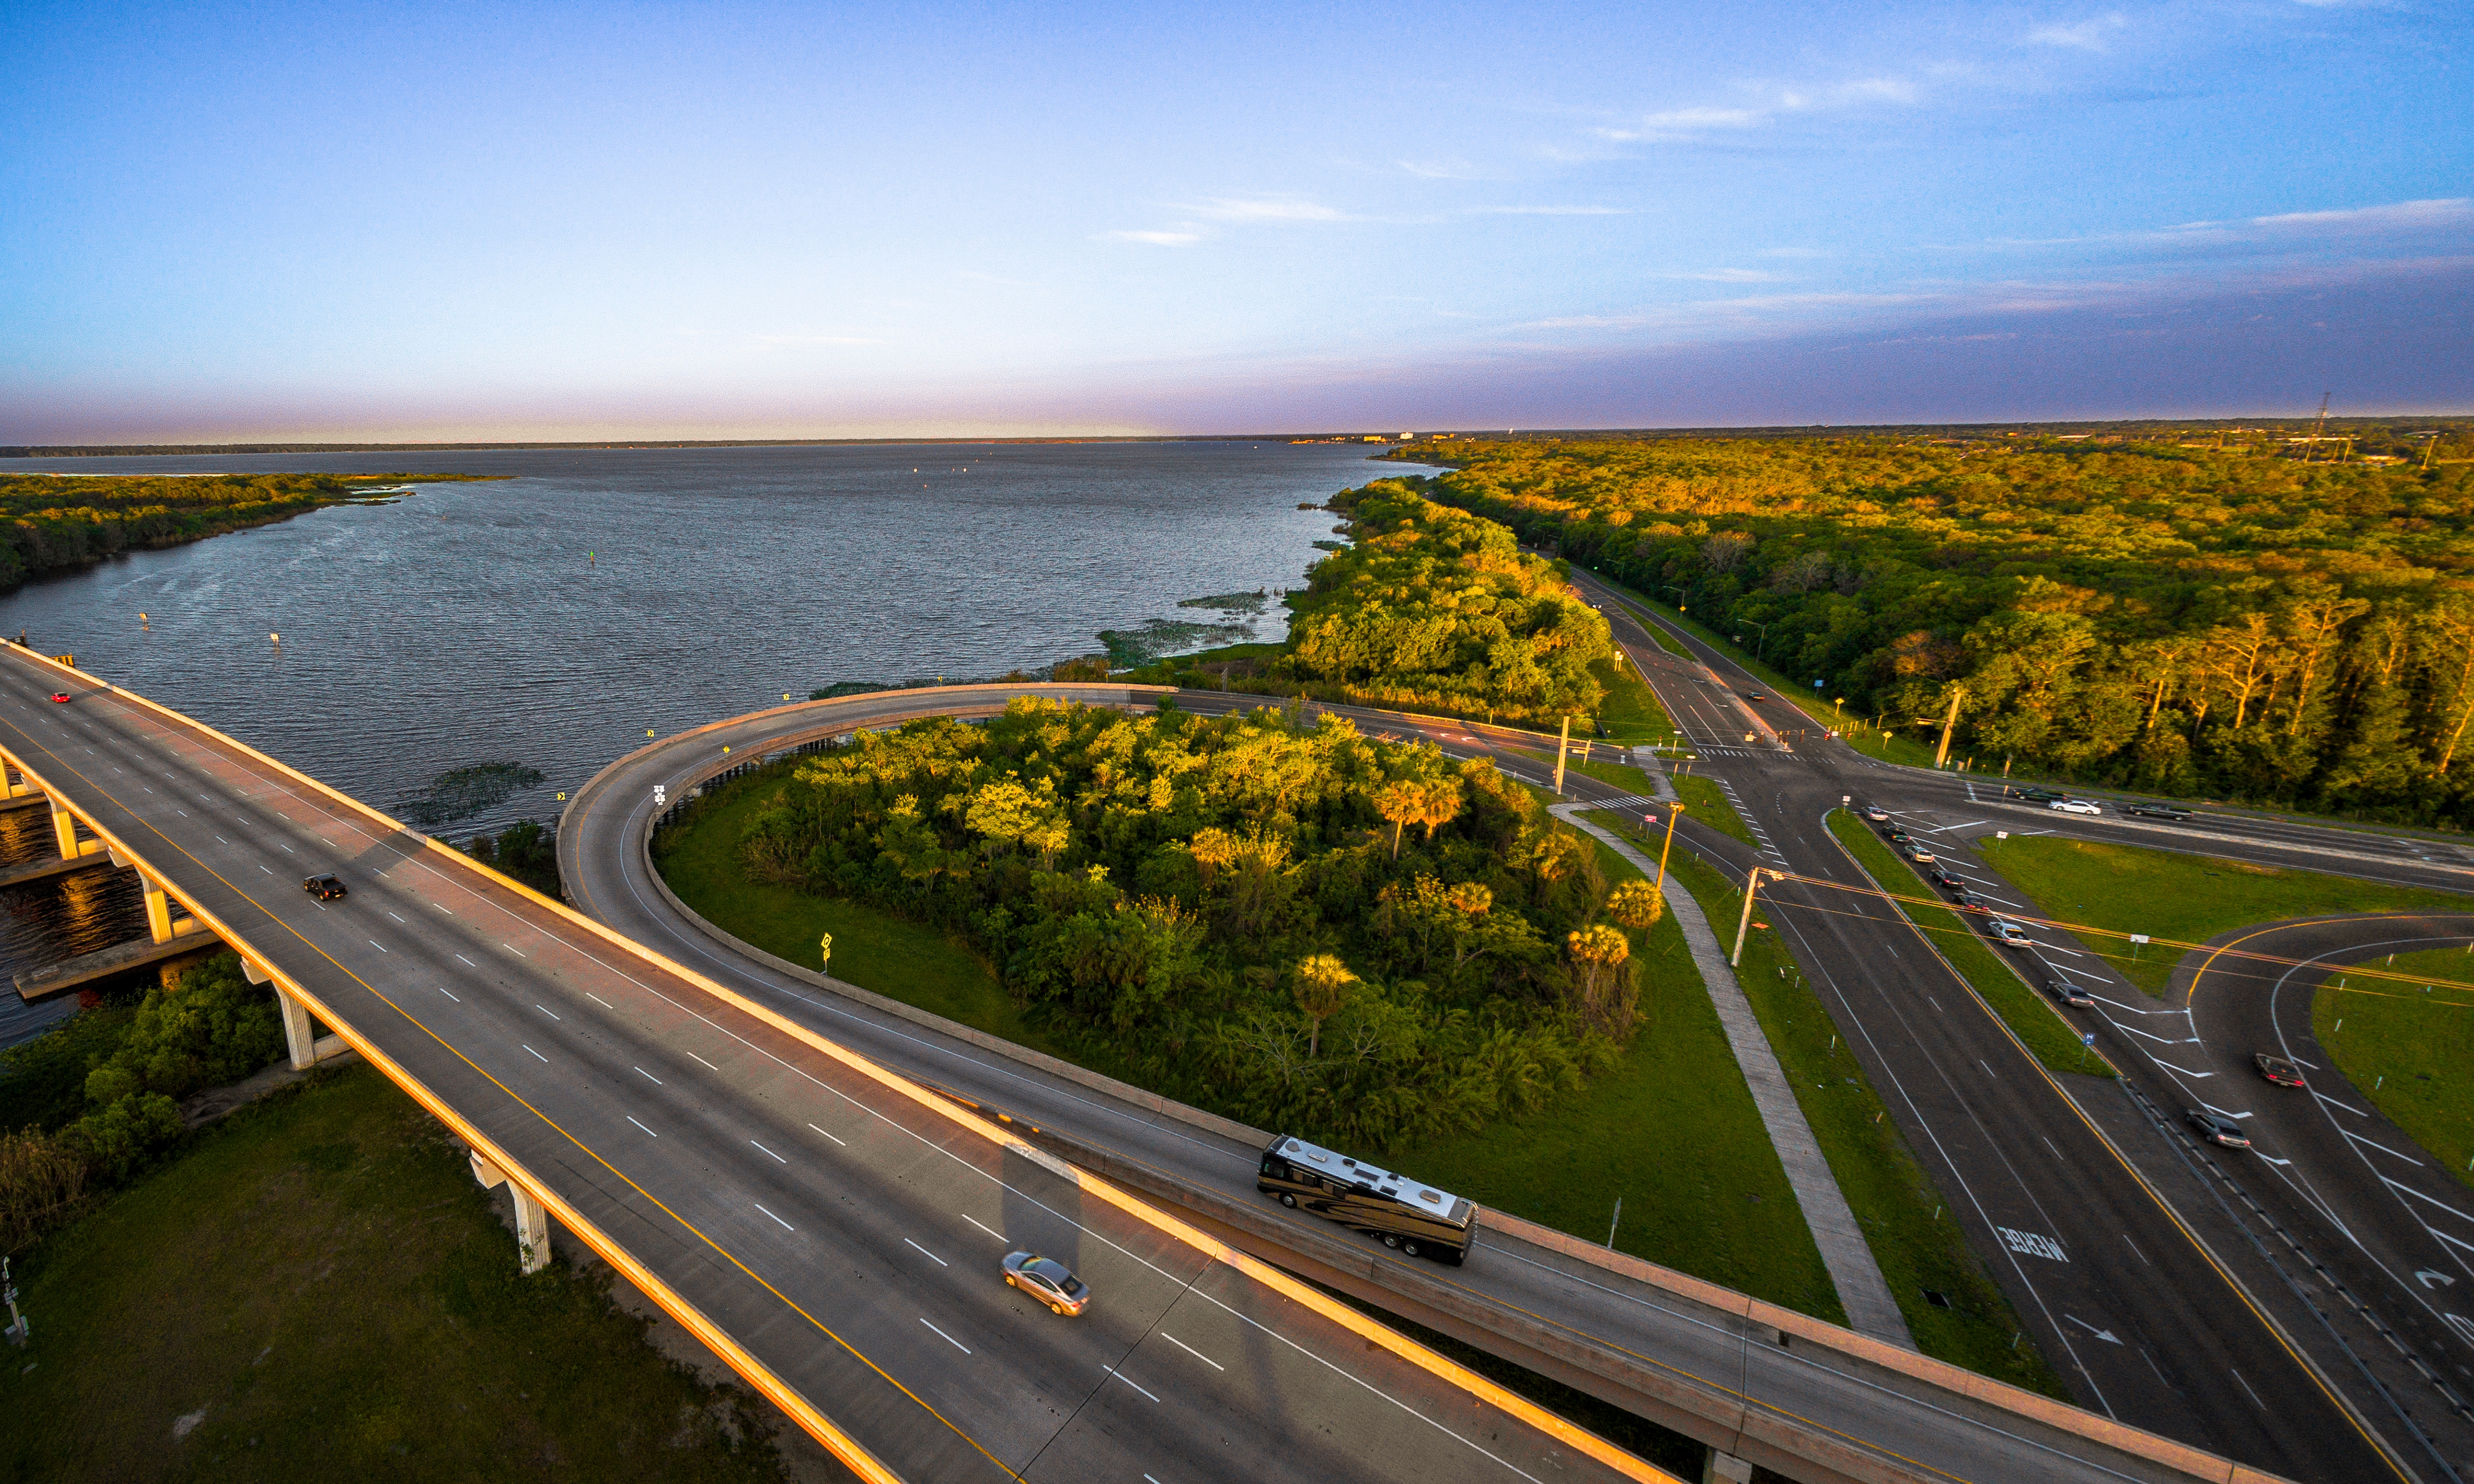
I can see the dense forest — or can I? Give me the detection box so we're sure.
[1189,480,1614,726]
[0,473,472,592]
[730,698,1664,1146]
[1396,436,2474,823]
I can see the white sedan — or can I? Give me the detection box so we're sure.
[2048,799,2102,815]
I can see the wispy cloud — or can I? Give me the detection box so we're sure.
[750,333,878,347]
[1760,247,1829,259]
[2027,13,2127,51]
[1099,229,1201,246]
[2245,197,2472,233]
[1673,268,1787,282]
[1596,77,1919,142]
[1184,196,1347,223]
[1463,205,1629,217]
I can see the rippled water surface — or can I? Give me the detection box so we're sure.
[0,441,1411,1035]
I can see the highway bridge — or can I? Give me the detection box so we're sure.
[1,636,2408,1484]
[0,648,1655,1484]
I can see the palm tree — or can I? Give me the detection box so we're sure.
[1292,954,1357,1057]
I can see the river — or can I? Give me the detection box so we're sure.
[0,440,1417,1039]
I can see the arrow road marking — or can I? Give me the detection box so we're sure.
[2417,1270,2457,1289]
[2064,1315,2121,1344]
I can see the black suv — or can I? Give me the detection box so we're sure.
[2125,803,2194,822]
[303,873,347,901]
[2018,787,2066,803]
[1928,866,1963,890]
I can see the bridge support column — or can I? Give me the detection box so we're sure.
[469,1153,552,1274]
[1700,1449,1753,1484]
[3,767,35,801]
[47,801,96,861]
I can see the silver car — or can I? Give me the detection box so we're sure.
[1002,1250,1091,1316]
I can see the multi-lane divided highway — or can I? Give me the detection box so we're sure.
[1564,567,2474,1483]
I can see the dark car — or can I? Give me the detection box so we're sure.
[1744,691,1767,703]
[2019,787,2065,803]
[2047,980,2096,1008]
[2185,1109,2251,1149]
[47,691,69,704]
[1884,826,1910,843]
[2254,1054,2307,1088]
[1948,887,1985,912]
[303,873,347,901]
[2126,803,2194,822]
[1001,1250,1090,1316]
[1929,866,1963,890]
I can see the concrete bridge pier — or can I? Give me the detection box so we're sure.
[246,959,347,1070]
[47,799,103,861]
[1702,1449,1753,1484]
[109,853,204,945]
[469,1152,553,1274]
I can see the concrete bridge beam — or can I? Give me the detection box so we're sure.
[45,801,101,860]
[469,1152,553,1275]
[272,984,346,1071]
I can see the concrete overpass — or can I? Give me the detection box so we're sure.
[0,647,1662,1484]
[558,680,2314,1484]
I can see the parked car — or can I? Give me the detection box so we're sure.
[1861,804,1890,822]
[2254,1054,2307,1088]
[2019,787,2065,803]
[2185,1109,2251,1149]
[303,873,347,901]
[2048,799,2102,816]
[2126,803,2194,822]
[1906,843,1937,865]
[1989,917,2032,947]
[1002,1251,1091,1316]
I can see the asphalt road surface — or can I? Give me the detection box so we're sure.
[1565,567,2471,1483]
[0,651,1651,1484]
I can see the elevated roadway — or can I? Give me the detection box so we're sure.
[561,680,2318,1484]
[0,648,1653,1484]
[1565,568,2471,1482]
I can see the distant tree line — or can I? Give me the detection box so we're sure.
[1399,435,2474,823]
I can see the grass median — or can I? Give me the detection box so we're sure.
[1588,654,1674,741]
[2318,946,2474,1192]
[1977,835,2474,996]
[1391,834,1844,1322]
[1671,771,1756,848]
[0,1065,785,1484]
[1657,847,2070,1396]
[1828,814,2114,1080]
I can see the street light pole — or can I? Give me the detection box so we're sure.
[1731,867,1770,967]
[1738,619,1770,659]
[1653,803,1685,908]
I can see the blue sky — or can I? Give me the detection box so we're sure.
[3,0,2466,440]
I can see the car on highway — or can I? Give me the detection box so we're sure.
[2047,980,2096,1008]
[1949,888,1988,912]
[1744,691,1766,702]
[2018,787,2065,803]
[47,691,69,704]
[2126,803,2194,821]
[1883,825,1910,843]
[1001,1250,1091,1316]
[1928,866,1963,889]
[303,873,347,901]
[2048,799,2102,815]
[2185,1109,2251,1149]
[2255,1054,2308,1087]
[1861,803,1889,822]
[1989,917,2032,947]
[1906,843,1936,864]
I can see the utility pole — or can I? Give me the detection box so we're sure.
[2306,392,2329,461]
[1653,803,1685,909]
[1933,687,1966,769]
[2425,432,2442,471]
[1554,715,1571,796]
[1731,868,1770,966]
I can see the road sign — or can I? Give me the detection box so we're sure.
[2082,1033,2096,1047]
[2130,934,2150,944]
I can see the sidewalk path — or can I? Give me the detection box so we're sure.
[1552,795,1916,1349]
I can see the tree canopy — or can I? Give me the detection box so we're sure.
[1399,435,2474,823]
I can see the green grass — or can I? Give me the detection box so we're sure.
[1828,814,2114,1080]
[1585,654,1674,742]
[0,1066,783,1484]
[1391,836,1844,1322]
[1977,835,2474,996]
[653,764,1059,1053]
[2317,947,2474,1193]
[1670,771,1756,849]
[1655,847,2071,1396]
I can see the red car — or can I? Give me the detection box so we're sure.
[2254,1054,2307,1087]
[48,692,69,704]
